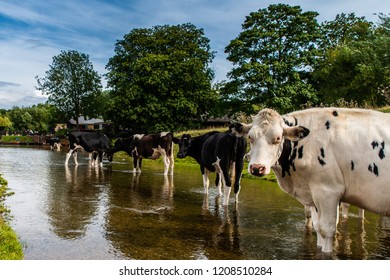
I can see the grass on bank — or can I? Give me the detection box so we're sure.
[0,175,23,260]
[0,135,34,144]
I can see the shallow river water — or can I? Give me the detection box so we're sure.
[1,146,389,260]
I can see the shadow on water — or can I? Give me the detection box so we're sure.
[1,146,389,259]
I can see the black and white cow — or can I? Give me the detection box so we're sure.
[108,132,175,175]
[65,132,111,166]
[46,137,61,151]
[173,123,248,205]
[244,107,390,253]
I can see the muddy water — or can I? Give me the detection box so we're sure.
[0,146,389,259]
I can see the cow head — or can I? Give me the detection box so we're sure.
[229,122,252,137]
[247,109,310,176]
[174,134,192,159]
[107,137,134,162]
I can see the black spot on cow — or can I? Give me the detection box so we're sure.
[318,156,326,166]
[368,162,379,177]
[379,141,385,159]
[373,163,379,176]
[283,117,298,127]
[284,119,293,127]
[332,111,338,117]
[372,141,379,149]
[317,148,326,166]
[320,148,325,158]
[351,160,354,171]
[325,120,331,130]
[298,146,304,159]
[278,139,300,177]
[379,148,385,159]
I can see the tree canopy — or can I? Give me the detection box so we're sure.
[312,13,389,107]
[223,4,321,115]
[105,23,217,133]
[35,50,103,129]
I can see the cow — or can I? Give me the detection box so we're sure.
[173,123,248,206]
[46,137,61,151]
[108,132,175,175]
[244,107,390,253]
[65,132,111,166]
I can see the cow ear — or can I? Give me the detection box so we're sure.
[173,137,180,144]
[229,122,252,137]
[283,126,310,141]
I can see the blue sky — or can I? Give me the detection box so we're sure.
[0,0,389,109]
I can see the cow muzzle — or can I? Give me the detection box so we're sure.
[177,153,186,159]
[249,164,266,177]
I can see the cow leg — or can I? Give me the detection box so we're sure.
[358,208,365,219]
[98,152,103,167]
[202,168,211,194]
[65,149,73,165]
[161,151,170,176]
[138,158,142,172]
[73,150,79,165]
[304,205,312,228]
[217,158,232,206]
[132,157,138,173]
[310,206,323,247]
[168,147,174,175]
[340,202,350,219]
[215,174,222,196]
[314,196,339,253]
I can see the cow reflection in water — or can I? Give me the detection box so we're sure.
[199,189,242,258]
[104,172,178,259]
[48,165,109,240]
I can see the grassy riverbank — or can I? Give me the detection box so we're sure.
[0,175,23,260]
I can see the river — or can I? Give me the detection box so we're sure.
[0,146,389,259]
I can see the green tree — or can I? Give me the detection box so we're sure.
[0,115,12,130]
[105,23,217,132]
[7,104,61,133]
[36,50,103,129]
[313,14,389,107]
[319,13,373,51]
[223,4,321,114]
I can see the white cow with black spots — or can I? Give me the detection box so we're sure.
[244,107,390,253]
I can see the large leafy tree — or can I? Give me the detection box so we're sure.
[313,14,389,106]
[223,4,321,114]
[105,23,217,133]
[36,50,103,129]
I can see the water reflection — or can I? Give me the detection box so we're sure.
[47,165,108,240]
[1,147,390,259]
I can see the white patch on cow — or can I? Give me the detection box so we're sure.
[160,132,169,137]
[133,134,144,140]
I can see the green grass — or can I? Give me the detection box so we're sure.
[0,175,23,260]
[378,106,390,113]
[0,135,33,143]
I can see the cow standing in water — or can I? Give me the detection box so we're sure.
[108,132,175,175]
[174,123,248,206]
[65,132,111,166]
[244,108,390,253]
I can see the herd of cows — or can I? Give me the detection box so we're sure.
[52,107,389,254]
